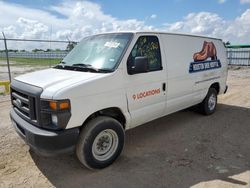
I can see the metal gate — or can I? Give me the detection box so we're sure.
[227,45,250,66]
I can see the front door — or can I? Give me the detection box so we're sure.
[125,35,167,128]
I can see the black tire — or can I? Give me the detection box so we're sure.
[199,88,218,115]
[76,116,125,169]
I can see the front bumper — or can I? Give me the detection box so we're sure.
[10,108,79,156]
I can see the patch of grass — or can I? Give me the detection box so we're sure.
[0,57,62,66]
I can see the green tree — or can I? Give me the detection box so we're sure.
[32,49,44,52]
[45,49,52,52]
[66,41,77,51]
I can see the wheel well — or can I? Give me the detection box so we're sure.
[210,82,220,94]
[82,107,126,129]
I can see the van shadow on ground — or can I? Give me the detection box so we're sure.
[30,104,250,188]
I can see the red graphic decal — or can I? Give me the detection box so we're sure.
[133,88,161,100]
[193,41,217,62]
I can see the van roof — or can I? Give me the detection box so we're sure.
[96,31,222,41]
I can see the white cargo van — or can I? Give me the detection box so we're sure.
[10,31,228,169]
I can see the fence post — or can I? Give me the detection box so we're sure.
[2,32,11,82]
[248,50,250,66]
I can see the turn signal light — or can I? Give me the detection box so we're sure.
[49,101,57,110]
[49,100,70,110]
[59,101,70,110]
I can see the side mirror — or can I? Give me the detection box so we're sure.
[129,56,149,74]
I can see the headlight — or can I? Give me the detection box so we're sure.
[51,114,58,125]
[40,99,71,130]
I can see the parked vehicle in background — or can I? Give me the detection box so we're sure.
[10,31,228,169]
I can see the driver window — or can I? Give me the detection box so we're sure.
[127,36,162,72]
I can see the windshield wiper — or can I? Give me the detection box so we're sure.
[72,63,94,68]
[54,61,66,68]
[54,63,112,73]
[71,63,111,73]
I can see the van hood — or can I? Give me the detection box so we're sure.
[15,68,108,89]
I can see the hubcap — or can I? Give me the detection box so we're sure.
[92,129,118,161]
[208,93,216,111]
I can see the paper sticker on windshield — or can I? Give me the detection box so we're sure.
[104,41,120,48]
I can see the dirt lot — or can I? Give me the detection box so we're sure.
[0,61,47,81]
[0,67,250,188]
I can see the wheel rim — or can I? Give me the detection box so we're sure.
[92,129,119,161]
[208,93,216,111]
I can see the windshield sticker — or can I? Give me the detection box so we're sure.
[104,41,120,48]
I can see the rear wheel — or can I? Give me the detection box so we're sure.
[199,88,218,115]
[76,116,124,169]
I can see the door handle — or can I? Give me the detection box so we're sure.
[162,83,166,91]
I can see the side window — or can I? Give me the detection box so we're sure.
[127,36,162,73]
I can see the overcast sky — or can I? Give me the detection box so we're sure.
[0,0,250,49]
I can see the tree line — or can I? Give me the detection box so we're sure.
[0,41,77,53]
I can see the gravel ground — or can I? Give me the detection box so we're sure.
[0,61,50,81]
[0,67,250,188]
[0,62,48,93]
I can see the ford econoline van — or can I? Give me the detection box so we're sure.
[10,31,228,169]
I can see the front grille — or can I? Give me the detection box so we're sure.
[10,80,43,127]
[11,88,37,123]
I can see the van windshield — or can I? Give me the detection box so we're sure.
[56,33,132,73]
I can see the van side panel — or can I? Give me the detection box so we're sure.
[161,34,199,114]
[189,39,227,103]
[161,34,227,115]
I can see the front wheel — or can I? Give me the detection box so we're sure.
[76,116,125,169]
[199,88,218,115]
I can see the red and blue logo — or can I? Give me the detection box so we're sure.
[189,41,221,73]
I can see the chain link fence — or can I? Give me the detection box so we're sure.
[0,38,76,77]
[0,51,68,59]
[227,45,250,66]
[0,35,77,94]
